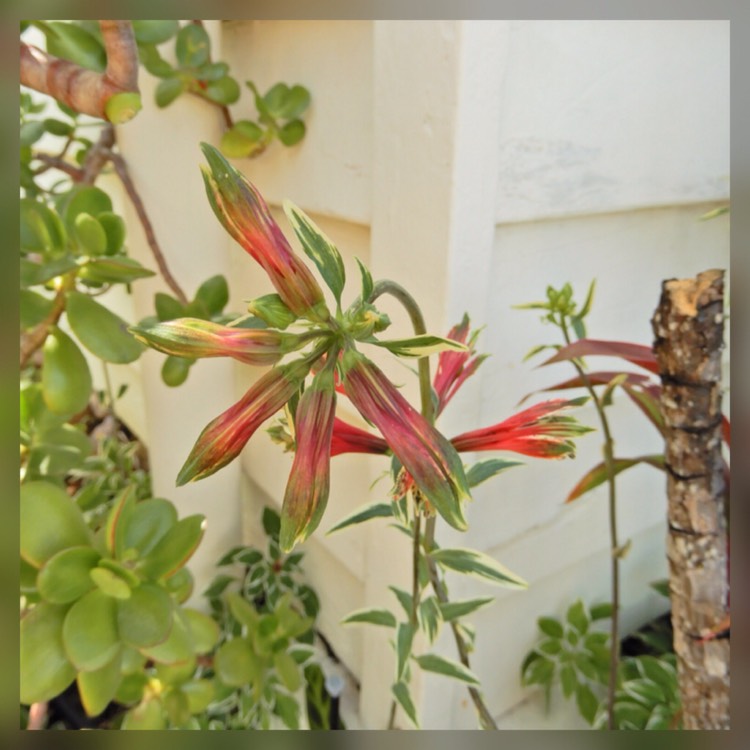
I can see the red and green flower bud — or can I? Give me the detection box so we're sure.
[346,303,391,340]
[450,397,592,458]
[200,143,329,322]
[330,417,389,457]
[130,318,307,366]
[279,366,337,552]
[246,293,298,330]
[177,360,310,485]
[341,349,470,531]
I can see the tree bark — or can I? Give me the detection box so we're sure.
[651,268,729,730]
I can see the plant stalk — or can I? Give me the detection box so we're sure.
[560,318,619,729]
[370,280,496,729]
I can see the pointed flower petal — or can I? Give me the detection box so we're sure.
[341,349,470,531]
[330,417,389,457]
[450,398,592,459]
[433,314,487,415]
[200,143,329,322]
[130,318,309,366]
[280,367,337,551]
[177,360,310,485]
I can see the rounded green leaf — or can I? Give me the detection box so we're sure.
[117,583,174,648]
[138,43,174,77]
[74,213,108,256]
[21,197,68,254]
[20,121,45,147]
[61,185,113,226]
[131,20,179,45]
[154,292,185,321]
[121,698,166,730]
[181,679,214,714]
[104,92,142,124]
[163,688,191,726]
[66,291,144,363]
[62,589,121,671]
[20,602,76,704]
[78,256,156,284]
[137,515,206,580]
[20,289,54,329]
[42,117,73,137]
[274,650,301,692]
[90,566,132,599]
[277,85,310,119]
[139,609,193,665]
[41,326,92,415]
[155,77,186,108]
[263,83,290,117]
[77,653,123,716]
[538,616,564,639]
[21,480,91,568]
[205,76,241,105]
[175,23,210,68]
[120,498,178,558]
[183,608,221,654]
[197,61,229,81]
[155,659,196,686]
[235,119,264,142]
[164,567,194,604]
[37,546,101,604]
[161,355,193,387]
[194,274,229,315]
[96,212,126,255]
[278,119,306,147]
[214,638,260,687]
[220,128,258,159]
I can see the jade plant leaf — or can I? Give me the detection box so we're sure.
[214,638,261,687]
[21,481,91,568]
[77,652,123,716]
[62,589,121,671]
[119,498,179,558]
[20,602,76,704]
[137,515,206,580]
[37,546,101,604]
[41,327,92,415]
[117,583,174,649]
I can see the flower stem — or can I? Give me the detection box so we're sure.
[370,280,496,729]
[560,317,619,729]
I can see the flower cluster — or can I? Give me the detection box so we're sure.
[134,145,590,550]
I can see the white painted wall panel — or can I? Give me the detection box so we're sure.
[495,21,730,222]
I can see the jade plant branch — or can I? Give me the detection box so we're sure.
[20,21,141,123]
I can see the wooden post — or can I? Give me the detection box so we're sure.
[651,268,729,729]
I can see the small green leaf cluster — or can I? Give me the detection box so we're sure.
[521,600,612,725]
[334,498,526,727]
[520,600,681,729]
[137,275,234,387]
[193,506,324,730]
[20,482,212,721]
[221,82,311,157]
[516,280,595,342]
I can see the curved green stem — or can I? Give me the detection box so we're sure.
[371,280,496,730]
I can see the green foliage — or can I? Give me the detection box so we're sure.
[520,600,681,729]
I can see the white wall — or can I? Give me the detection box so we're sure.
[115,19,729,729]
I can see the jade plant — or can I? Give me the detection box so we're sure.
[20,482,216,719]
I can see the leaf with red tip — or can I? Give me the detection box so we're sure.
[539,339,659,374]
[519,371,653,404]
[566,455,665,503]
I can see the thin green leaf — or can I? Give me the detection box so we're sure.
[326,502,393,534]
[438,597,495,622]
[429,548,527,589]
[391,682,419,727]
[466,458,523,487]
[396,623,415,681]
[355,257,374,301]
[388,586,413,618]
[415,653,480,685]
[566,455,665,502]
[537,616,564,639]
[341,608,396,628]
[371,334,469,358]
[283,201,345,305]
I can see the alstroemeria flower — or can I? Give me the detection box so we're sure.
[433,314,487,415]
[280,366,337,551]
[330,417,388,457]
[341,348,470,531]
[130,318,314,366]
[451,397,593,458]
[200,143,329,322]
[177,360,310,485]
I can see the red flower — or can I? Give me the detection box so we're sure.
[177,360,310,485]
[341,348,470,531]
[433,314,487,415]
[280,366,337,551]
[200,144,329,322]
[451,397,591,459]
[330,417,388,457]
